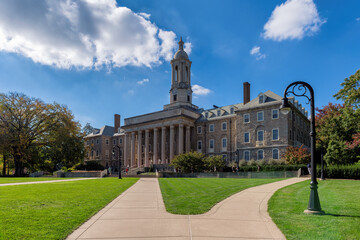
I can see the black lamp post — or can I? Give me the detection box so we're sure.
[279,81,324,214]
[112,146,122,179]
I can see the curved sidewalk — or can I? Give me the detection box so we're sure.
[0,178,98,187]
[67,177,307,240]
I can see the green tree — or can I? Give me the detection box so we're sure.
[204,155,225,172]
[170,151,205,173]
[334,69,360,108]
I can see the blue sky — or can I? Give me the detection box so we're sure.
[0,0,359,128]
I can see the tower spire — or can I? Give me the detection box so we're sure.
[178,37,184,51]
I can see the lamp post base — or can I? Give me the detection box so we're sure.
[304,209,325,215]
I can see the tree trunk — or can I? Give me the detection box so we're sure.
[2,153,6,176]
[14,157,23,176]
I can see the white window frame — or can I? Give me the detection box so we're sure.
[96,139,99,145]
[244,150,250,161]
[119,138,123,144]
[222,122,227,131]
[217,110,221,116]
[257,130,264,141]
[209,124,214,132]
[257,111,264,122]
[257,149,264,160]
[209,139,214,152]
[113,139,116,145]
[244,132,250,143]
[230,107,234,114]
[205,112,209,118]
[244,113,250,123]
[197,126,202,134]
[272,128,279,141]
[222,137,227,151]
[272,109,279,119]
[272,148,279,159]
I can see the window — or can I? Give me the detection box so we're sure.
[96,150,99,157]
[244,114,250,123]
[187,95,190,102]
[119,138,123,144]
[91,139,94,144]
[259,95,264,103]
[257,150,264,160]
[257,130,264,141]
[222,122,227,130]
[141,145,144,153]
[175,66,178,82]
[96,139,99,145]
[272,109,279,119]
[273,149,279,159]
[106,139,109,145]
[205,112,209,118]
[222,138,227,148]
[173,94,177,101]
[209,139,214,149]
[105,150,109,159]
[230,107,234,114]
[244,151,250,161]
[217,110,221,116]
[197,140,202,150]
[209,124,214,132]
[257,111,264,121]
[244,132,250,143]
[113,139,116,145]
[197,126,202,134]
[272,129,279,140]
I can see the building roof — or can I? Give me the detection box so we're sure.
[85,125,114,138]
[174,37,188,60]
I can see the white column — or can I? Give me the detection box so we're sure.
[178,124,184,155]
[153,128,158,164]
[161,127,166,163]
[145,129,149,167]
[131,132,135,167]
[124,133,128,167]
[137,130,142,167]
[186,126,191,152]
[170,125,175,162]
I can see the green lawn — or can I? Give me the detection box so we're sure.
[268,180,360,240]
[0,178,138,240]
[0,177,79,184]
[159,178,283,214]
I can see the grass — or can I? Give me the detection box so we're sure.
[158,178,283,214]
[0,177,79,184]
[0,178,138,240]
[268,179,360,240]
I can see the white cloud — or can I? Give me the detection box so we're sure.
[192,84,211,96]
[137,78,149,85]
[263,0,326,41]
[356,18,360,22]
[184,42,192,55]
[0,0,183,69]
[250,46,266,60]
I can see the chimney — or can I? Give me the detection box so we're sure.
[114,114,120,133]
[243,82,250,104]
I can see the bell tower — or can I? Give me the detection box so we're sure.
[164,37,194,110]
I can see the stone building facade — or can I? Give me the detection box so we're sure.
[84,38,310,169]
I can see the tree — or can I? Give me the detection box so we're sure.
[283,145,310,165]
[204,155,225,172]
[334,69,360,109]
[0,92,84,175]
[82,123,94,135]
[170,152,205,173]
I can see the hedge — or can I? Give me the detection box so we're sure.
[316,164,360,179]
[226,164,306,172]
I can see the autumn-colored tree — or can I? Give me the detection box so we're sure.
[283,145,310,165]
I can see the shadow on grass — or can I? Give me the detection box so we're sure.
[325,213,360,218]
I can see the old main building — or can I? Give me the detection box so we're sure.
[84,38,310,170]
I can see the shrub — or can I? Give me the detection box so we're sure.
[248,159,257,166]
[284,145,310,164]
[75,161,105,171]
[171,152,205,173]
[238,160,247,167]
[316,164,360,179]
[204,155,226,172]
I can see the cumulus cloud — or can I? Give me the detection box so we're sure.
[184,42,192,55]
[250,46,266,60]
[137,78,149,85]
[0,0,186,69]
[192,84,211,96]
[263,0,326,41]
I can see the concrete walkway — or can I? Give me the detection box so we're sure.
[67,177,307,240]
[0,178,98,187]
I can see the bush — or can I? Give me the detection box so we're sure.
[237,164,306,172]
[75,161,105,171]
[316,164,360,179]
[284,145,310,164]
[204,155,225,172]
[171,152,205,173]
[238,159,247,167]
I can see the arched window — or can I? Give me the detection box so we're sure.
[185,66,188,82]
[175,66,178,83]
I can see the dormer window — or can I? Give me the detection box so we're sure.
[205,112,209,118]
[259,95,264,103]
[217,110,221,116]
[230,107,234,114]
